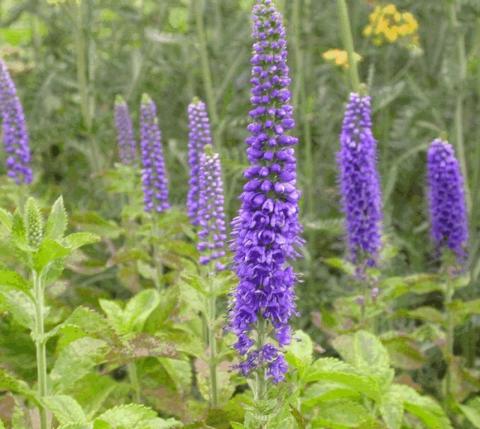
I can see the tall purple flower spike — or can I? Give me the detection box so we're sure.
[427,139,468,263]
[0,59,32,184]
[187,98,213,226]
[139,94,170,213]
[114,95,136,165]
[229,0,302,384]
[197,146,227,271]
[337,92,383,266]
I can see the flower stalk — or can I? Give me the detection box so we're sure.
[33,270,49,429]
[336,0,361,92]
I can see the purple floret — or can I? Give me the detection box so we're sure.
[0,59,32,184]
[139,94,170,213]
[427,139,468,263]
[187,99,212,226]
[337,92,383,266]
[229,0,302,384]
[114,96,136,165]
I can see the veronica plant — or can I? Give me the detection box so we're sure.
[230,0,303,397]
[0,59,32,185]
[196,145,228,407]
[187,98,212,226]
[114,95,136,165]
[0,196,98,429]
[139,94,170,289]
[427,138,468,404]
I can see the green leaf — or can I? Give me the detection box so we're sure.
[51,337,107,392]
[99,299,125,335]
[285,330,313,370]
[93,404,157,427]
[33,239,70,272]
[25,197,43,248]
[45,196,68,240]
[323,257,355,276]
[379,387,404,429]
[0,368,38,403]
[332,330,393,386]
[71,374,117,420]
[43,395,87,424]
[460,397,480,429]
[0,289,35,329]
[64,232,100,250]
[123,289,160,334]
[305,357,380,400]
[400,306,444,324]
[393,384,452,429]
[0,270,31,294]
[0,207,13,231]
[301,382,360,410]
[312,399,370,428]
[11,210,30,252]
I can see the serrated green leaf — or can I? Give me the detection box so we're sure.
[301,382,360,410]
[393,384,452,429]
[94,404,157,427]
[99,299,125,335]
[305,357,380,400]
[45,196,68,240]
[33,239,70,272]
[64,232,100,250]
[285,330,313,371]
[43,395,87,424]
[71,374,117,420]
[0,289,35,329]
[0,368,38,403]
[123,289,160,334]
[312,399,370,428]
[380,387,404,429]
[51,337,107,392]
[332,331,393,387]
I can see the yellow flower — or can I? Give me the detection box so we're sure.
[322,49,362,69]
[363,3,420,49]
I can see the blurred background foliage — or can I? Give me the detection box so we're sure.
[0,0,480,339]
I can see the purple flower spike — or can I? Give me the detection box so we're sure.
[114,95,136,165]
[427,139,468,263]
[337,92,383,266]
[229,0,303,384]
[187,98,213,226]
[139,94,170,213]
[0,59,32,184]
[197,146,227,270]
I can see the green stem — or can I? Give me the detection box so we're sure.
[75,0,92,131]
[448,1,471,211]
[444,276,454,403]
[33,270,49,429]
[336,0,361,92]
[207,272,218,408]
[151,216,162,291]
[254,318,267,402]
[127,362,141,403]
[194,0,220,147]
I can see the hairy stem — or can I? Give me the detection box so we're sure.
[444,276,454,403]
[151,216,163,291]
[127,362,141,403]
[33,270,49,429]
[336,0,361,92]
[207,273,218,408]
